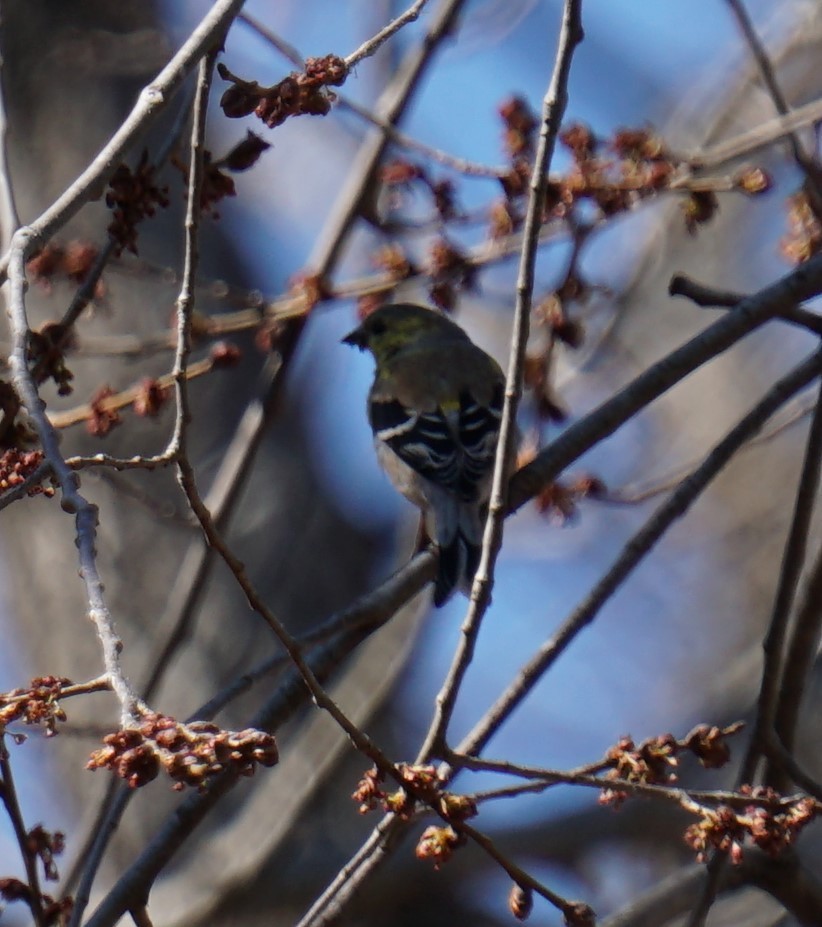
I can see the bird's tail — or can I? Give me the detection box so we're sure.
[433,502,484,607]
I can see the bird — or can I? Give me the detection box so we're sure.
[343,303,507,606]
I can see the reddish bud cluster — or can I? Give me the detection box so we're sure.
[531,476,606,524]
[564,901,597,927]
[87,712,279,790]
[353,763,434,819]
[734,166,771,195]
[372,243,415,283]
[0,676,71,736]
[27,240,105,301]
[352,765,384,814]
[106,151,170,256]
[0,448,54,499]
[219,56,347,128]
[210,341,243,368]
[488,199,518,239]
[356,293,387,320]
[132,378,169,418]
[683,721,743,768]
[87,386,121,437]
[599,724,743,808]
[684,786,818,864]
[218,130,272,173]
[681,190,719,236]
[557,124,676,218]
[25,825,64,882]
[290,272,330,314]
[379,158,461,223]
[352,764,477,824]
[255,320,288,354]
[509,883,533,921]
[781,189,822,265]
[600,734,679,808]
[415,825,463,869]
[199,154,236,217]
[28,322,75,396]
[523,290,587,426]
[499,96,537,160]
[427,238,475,311]
[0,878,72,926]
[174,132,271,219]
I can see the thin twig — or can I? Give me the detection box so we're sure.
[0,461,53,511]
[293,815,408,927]
[771,548,822,785]
[684,96,822,171]
[752,385,822,786]
[0,736,46,926]
[5,232,140,725]
[452,753,808,811]
[49,354,218,431]
[130,906,154,927]
[66,49,218,927]
[726,0,822,197]
[416,0,584,763]
[670,272,822,335]
[344,0,432,69]
[459,819,588,918]
[0,0,245,281]
[508,253,822,513]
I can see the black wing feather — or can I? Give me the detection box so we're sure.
[370,383,503,502]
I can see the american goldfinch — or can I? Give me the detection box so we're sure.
[343,303,506,606]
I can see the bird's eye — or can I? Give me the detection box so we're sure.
[369,318,387,336]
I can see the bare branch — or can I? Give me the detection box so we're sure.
[0,737,46,926]
[0,0,246,278]
[454,348,822,761]
[508,253,822,513]
[416,0,584,763]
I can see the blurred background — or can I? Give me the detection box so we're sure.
[1,1,821,925]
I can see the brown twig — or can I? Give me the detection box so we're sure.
[725,0,822,200]
[50,355,216,432]
[66,49,218,927]
[756,385,822,788]
[0,0,246,281]
[0,736,47,926]
[416,0,584,764]
[508,253,822,513]
[685,95,822,171]
[669,272,822,335]
[5,232,141,725]
[344,0,433,69]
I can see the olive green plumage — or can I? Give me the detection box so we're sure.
[344,304,506,605]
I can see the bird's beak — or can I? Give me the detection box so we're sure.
[342,326,367,350]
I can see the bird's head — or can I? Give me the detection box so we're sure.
[342,303,466,364]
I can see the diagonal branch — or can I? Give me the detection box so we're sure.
[453,348,822,762]
[508,252,822,512]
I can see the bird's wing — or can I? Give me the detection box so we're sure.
[370,384,503,501]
